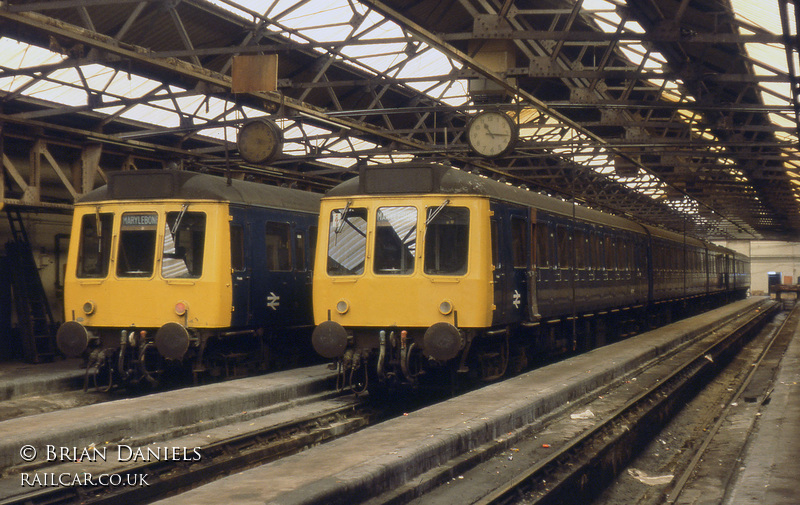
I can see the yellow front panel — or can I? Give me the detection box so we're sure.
[313,195,494,329]
[63,201,233,329]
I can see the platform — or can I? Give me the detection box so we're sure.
[153,298,778,505]
[0,358,84,401]
[722,304,800,505]
[0,365,336,472]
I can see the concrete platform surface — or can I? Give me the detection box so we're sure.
[0,364,335,470]
[155,298,768,505]
[723,304,800,505]
[0,358,85,400]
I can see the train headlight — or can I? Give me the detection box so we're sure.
[82,300,96,315]
[438,300,453,315]
[175,301,188,316]
[336,299,350,314]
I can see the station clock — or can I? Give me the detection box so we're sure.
[237,118,283,164]
[466,110,518,158]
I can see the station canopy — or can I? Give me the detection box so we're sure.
[1,0,799,241]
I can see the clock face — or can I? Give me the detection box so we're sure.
[466,111,518,158]
[237,119,282,164]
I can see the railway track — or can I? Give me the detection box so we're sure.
[0,392,375,505]
[492,301,779,505]
[363,299,779,505]
[480,302,778,505]
[596,299,798,505]
[659,305,795,504]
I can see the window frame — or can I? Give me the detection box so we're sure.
[265,221,292,272]
[423,205,470,276]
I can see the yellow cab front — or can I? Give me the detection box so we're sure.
[60,200,231,355]
[312,194,494,357]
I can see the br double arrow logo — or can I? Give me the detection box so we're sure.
[267,292,280,310]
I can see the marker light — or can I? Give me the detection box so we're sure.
[336,299,350,314]
[82,300,96,315]
[439,300,453,315]
[175,301,188,316]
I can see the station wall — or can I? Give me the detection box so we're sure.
[715,240,800,295]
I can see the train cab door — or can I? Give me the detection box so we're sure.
[229,208,252,327]
[262,219,295,326]
[286,221,314,326]
[528,216,539,321]
[509,209,530,323]
[490,203,526,326]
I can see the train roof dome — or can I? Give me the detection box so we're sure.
[326,162,712,248]
[327,162,648,233]
[78,170,321,213]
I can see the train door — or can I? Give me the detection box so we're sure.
[288,221,315,326]
[644,231,654,303]
[229,207,252,327]
[532,218,556,318]
[490,212,505,324]
[490,202,526,325]
[262,219,295,326]
[509,209,529,323]
[528,216,540,320]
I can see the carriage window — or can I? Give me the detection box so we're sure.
[162,211,205,278]
[230,225,244,271]
[618,239,629,270]
[76,213,113,278]
[595,233,604,269]
[424,207,469,275]
[535,225,551,268]
[575,229,587,269]
[266,222,291,271]
[511,216,527,268]
[557,226,572,268]
[605,237,616,269]
[327,207,368,275]
[374,206,417,275]
[630,241,637,270]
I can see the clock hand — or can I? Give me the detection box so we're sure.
[482,123,507,137]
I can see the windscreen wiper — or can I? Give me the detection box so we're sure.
[425,199,450,226]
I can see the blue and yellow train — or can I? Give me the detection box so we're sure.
[56,170,320,389]
[311,162,750,392]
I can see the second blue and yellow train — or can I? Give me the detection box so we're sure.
[311,162,750,392]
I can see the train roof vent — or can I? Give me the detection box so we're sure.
[359,163,449,194]
[108,170,180,200]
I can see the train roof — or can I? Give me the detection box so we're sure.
[326,162,721,252]
[77,170,321,213]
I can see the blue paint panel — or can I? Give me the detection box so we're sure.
[229,205,317,332]
[490,201,530,326]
